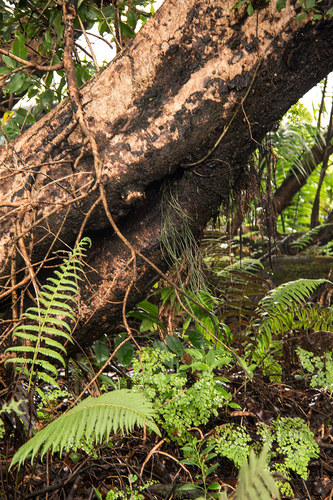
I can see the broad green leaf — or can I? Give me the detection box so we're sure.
[69,452,82,464]
[11,32,27,60]
[297,12,307,21]
[127,10,137,29]
[5,72,25,94]
[188,330,206,349]
[247,3,253,16]
[178,484,202,491]
[180,458,198,465]
[2,54,16,69]
[305,0,315,8]
[165,335,184,357]
[93,339,110,364]
[102,5,116,18]
[114,336,134,367]
[120,21,135,38]
[231,0,247,9]
[44,29,53,46]
[153,339,170,352]
[98,374,117,388]
[205,348,215,367]
[208,481,220,490]
[136,300,159,316]
[79,3,101,21]
[51,11,64,41]
[276,0,286,12]
[206,464,219,476]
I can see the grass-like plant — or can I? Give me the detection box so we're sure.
[5,237,91,390]
[234,445,281,500]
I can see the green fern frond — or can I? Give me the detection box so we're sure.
[290,224,332,252]
[255,279,333,337]
[10,390,161,469]
[236,445,280,500]
[5,237,91,389]
[259,279,328,313]
[218,258,264,276]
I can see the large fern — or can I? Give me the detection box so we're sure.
[290,224,332,252]
[259,279,327,313]
[5,237,91,389]
[256,279,332,339]
[10,389,160,469]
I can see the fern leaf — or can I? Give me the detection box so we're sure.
[13,324,72,342]
[41,287,79,303]
[10,390,160,469]
[290,224,332,251]
[35,371,60,387]
[38,297,76,313]
[259,279,328,313]
[6,346,65,366]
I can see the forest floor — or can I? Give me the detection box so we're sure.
[3,230,333,500]
[2,335,333,500]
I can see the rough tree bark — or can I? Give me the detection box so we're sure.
[1,0,333,360]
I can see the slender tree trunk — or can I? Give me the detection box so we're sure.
[1,0,333,356]
[310,99,333,228]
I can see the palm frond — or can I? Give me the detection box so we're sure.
[10,389,160,469]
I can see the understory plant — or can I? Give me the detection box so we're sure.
[180,441,280,500]
[297,347,333,392]
[246,278,333,380]
[5,237,92,389]
[180,438,221,498]
[131,343,236,441]
[7,239,160,470]
[209,417,319,496]
[11,389,160,469]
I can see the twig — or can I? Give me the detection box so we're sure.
[77,15,100,72]
[140,437,168,477]
[63,0,102,183]
[0,47,64,71]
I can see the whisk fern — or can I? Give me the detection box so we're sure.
[5,237,91,390]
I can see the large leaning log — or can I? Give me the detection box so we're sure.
[1,0,333,353]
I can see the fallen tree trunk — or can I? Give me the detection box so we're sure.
[1,0,333,358]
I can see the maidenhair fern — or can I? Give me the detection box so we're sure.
[10,389,161,469]
[5,237,91,390]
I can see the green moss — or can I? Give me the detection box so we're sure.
[263,256,333,286]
